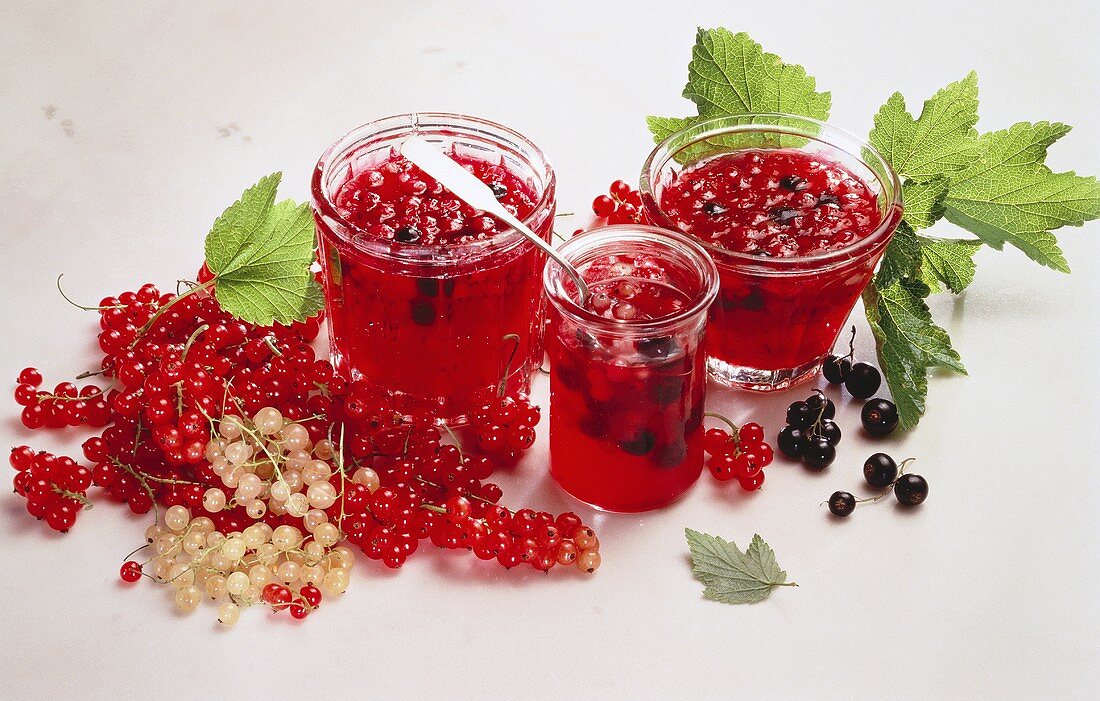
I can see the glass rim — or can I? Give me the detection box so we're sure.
[311,111,556,256]
[639,113,904,271]
[543,225,720,335]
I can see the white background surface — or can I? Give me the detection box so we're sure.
[1,1,1098,699]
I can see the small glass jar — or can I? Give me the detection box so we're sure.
[640,114,903,391]
[312,113,556,423]
[544,226,719,512]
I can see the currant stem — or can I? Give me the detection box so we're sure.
[496,333,521,397]
[703,412,741,441]
[180,323,209,363]
[51,485,93,509]
[55,273,127,312]
[131,278,216,348]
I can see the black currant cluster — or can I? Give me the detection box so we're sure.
[777,390,840,470]
[823,345,899,437]
[827,453,929,518]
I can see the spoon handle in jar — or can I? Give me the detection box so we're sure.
[399,136,589,302]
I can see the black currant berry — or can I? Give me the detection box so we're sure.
[894,474,929,506]
[701,202,727,216]
[410,300,436,326]
[822,355,851,384]
[637,337,674,359]
[489,182,508,199]
[863,453,898,489]
[802,436,836,470]
[805,392,836,420]
[828,491,856,517]
[778,175,806,192]
[786,401,814,429]
[816,419,842,446]
[395,226,421,243]
[619,429,656,456]
[861,398,899,436]
[416,278,440,297]
[776,425,806,459]
[845,363,881,399]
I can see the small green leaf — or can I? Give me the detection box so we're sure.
[902,178,948,231]
[943,121,1100,273]
[875,221,922,288]
[683,28,831,121]
[648,28,829,145]
[863,279,965,430]
[685,528,794,605]
[918,237,982,294]
[869,72,981,182]
[204,174,323,326]
[646,115,700,144]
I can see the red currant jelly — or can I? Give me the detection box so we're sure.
[545,226,718,512]
[642,116,902,390]
[312,114,556,422]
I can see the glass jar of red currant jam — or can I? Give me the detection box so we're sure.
[312,113,556,424]
[640,115,903,391]
[544,226,719,512]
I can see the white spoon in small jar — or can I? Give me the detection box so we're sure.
[399,135,590,303]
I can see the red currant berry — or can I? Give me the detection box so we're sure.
[592,195,616,218]
[739,422,765,446]
[17,367,43,386]
[119,561,143,583]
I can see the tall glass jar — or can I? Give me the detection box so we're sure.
[544,226,719,512]
[640,114,903,391]
[312,113,556,423]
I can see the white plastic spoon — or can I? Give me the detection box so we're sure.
[399,135,590,303]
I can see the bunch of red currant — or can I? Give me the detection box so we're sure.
[702,417,774,491]
[10,267,598,625]
[590,180,649,226]
[469,393,541,463]
[9,447,92,531]
[15,367,111,430]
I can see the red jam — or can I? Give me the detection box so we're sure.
[654,148,894,384]
[548,253,707,512]
[333,150,539,244]
[316,150,552,421]
[658,149,883,256]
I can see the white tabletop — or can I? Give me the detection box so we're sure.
[1,2,1098,699]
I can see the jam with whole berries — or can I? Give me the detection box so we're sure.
[545,227,718,512]
[312,115,556,422]
[642,119,902,390]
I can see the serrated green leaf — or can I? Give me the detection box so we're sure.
[685,528,793,605]
[943,121,1100,273]
[902,178,948,230]
[875,221,921,288]
[863,279,965,430]
[683,28,831,121]
[869,72,981,182]
[918,237,982,294]
[205,173,281,273]
[646,115,700,144]
[204,174,322,326]
[648,28,830,147]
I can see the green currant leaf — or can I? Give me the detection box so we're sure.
[683,28,831,121]
[204,173,324,326]
[902,178,949,231]
[869,72,981,182]
[647,28,830,144]
[685,528,795,605]
[863,278,965,430]
[943,121,1100,273]
[875,221,922,288]
[918,237,982,294]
